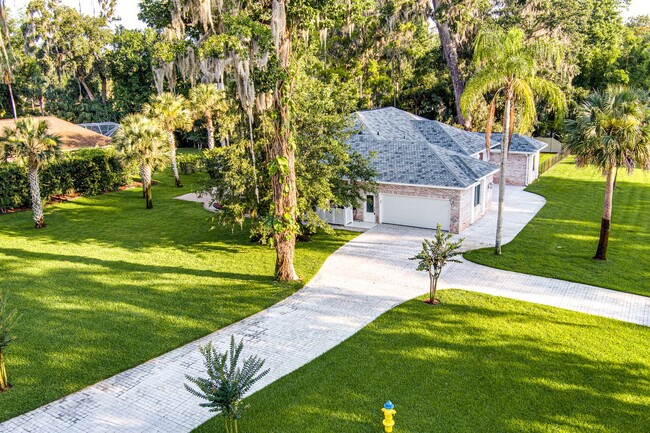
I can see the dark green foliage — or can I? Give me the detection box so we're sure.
[0,164,29,213]
[185,336,270,433]
[0,148,128,212]
[177,153,204,175]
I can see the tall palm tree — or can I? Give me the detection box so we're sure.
[564,87,650,260]
[143,93,193,188]
[114,114,168,209]
[460,27,566,255]
[1,118,60,228]
[188,83,228,150]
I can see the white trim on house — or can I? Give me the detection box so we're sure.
[378,173,497,192]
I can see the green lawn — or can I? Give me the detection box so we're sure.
[465,157,650,296]
[193,290,650,433]
[0,170,356,421]
[539,152,558,164]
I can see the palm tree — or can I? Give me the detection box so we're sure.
[113,114,168,209]
[564,87,650,260]
[143,93,193,188]
[1,118,60,228]
[460,27,566,255]
[188,83,228,150]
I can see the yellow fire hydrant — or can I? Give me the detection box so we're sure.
[381,400,396,432]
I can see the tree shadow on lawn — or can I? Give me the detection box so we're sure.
[0,248,295,421]
[214,291,650,433]
[466,175,650,296]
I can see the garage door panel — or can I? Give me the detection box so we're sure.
[381,194,450,231]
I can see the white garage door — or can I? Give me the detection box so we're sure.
[381,194,451,231]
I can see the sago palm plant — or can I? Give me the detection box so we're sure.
[1,118,60,228]
[189,83,229,150]
[460,27,566,254]
[144,92,193,187]
[563,87,650,260]
[0,291,18,392]
[185,336,270,433]
[114,114,168,209]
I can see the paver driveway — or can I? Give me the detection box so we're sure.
[1,187,648,432]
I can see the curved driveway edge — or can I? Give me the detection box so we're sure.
[1,187,648,433]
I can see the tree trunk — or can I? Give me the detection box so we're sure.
[431,0,470,129]
[495,90,513,254]
[271,0,299,282]
[100,72,108,105]
[28,165,45,228]
[0,350,8,391]
[6,76,16,119]
[247,114,260,203]
[78,75,95,101]
[142,165,153,209]
[594,167,615,260]
[428,272,435,303]
[168,132,183,187]
[206,115,215,150]
[139,164,146,198]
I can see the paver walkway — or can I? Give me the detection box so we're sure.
[2,187,648,432]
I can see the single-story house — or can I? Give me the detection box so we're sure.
[321,107,547,233]
[0,116,111,151]
[485,133,547,186]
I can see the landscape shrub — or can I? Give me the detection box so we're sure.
[0,164,30,213]
[0,148,128,213]
[177,152,204,175]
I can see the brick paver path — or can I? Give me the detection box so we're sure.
[1,187,648,432]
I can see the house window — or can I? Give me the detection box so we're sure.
[474,184,481,207]
[366,195,375,213]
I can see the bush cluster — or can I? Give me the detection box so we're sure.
[0,148,128,213]
[177,152,205,175]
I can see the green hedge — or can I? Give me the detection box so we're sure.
[0,148,128,213]
[177,152,204,175]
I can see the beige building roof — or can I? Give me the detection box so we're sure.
[0,116,112,151]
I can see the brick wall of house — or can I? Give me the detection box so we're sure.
[377,184,463,233]
[490,152,529,186]
[353,180,494,233]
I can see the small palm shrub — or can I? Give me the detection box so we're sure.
[185,336,270,433]
[410,224,465,304]
[0,292,18,392]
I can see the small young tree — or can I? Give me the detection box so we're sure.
[185,336,270,433]
[1,118,60,228]
[143,93,193,188]
[0,291,18,392]
[410,224,465,305]
[113,114,168,209]
[188,84,229,150]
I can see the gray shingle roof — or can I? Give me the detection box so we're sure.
[349,108,498,189]
[481,133,548,153]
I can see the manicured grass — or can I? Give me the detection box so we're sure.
[539,152,558,164]
[465,157,650,296]
[193,290,650,433]
[0,170,357,421]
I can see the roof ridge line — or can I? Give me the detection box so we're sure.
[433,120,475,156]
[422,140,468,188]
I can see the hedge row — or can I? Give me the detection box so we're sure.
[0,148,129,213]
[177,152,205,175]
